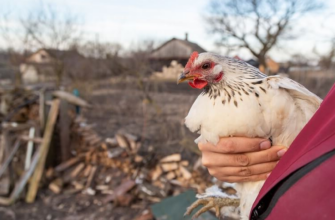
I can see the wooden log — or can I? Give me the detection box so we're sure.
[115,134,130,149]
[179,166,192,180]
[0,139,21,179]
[82,164,92,177]
[85,166,97,188]
[159,154,181,163]
[69,163,85,179]
[160,163,178,172]
[20,136,42,144]
[151,166,163,181]
[49,178,63,194]
[54,156,83,173]
[26,99,60,203]
[165,172,176,180]
[103,179,136,204]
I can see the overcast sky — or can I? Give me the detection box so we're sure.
[2,0,335,62]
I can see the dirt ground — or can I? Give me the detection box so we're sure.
[0,78,206,220]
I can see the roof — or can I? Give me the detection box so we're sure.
[150,38,206,59]
[42,49,82,59]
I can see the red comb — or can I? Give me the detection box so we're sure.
[185,51,199,69]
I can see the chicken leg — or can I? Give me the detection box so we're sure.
[184,185,240,218]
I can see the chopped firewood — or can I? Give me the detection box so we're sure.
[165,172,176,180]
[115,134,130,149]
[82,165,92,177]
[159,154,181,163]
[96,185,109,191]
[179,166,192,180]
[180,160,189,166]
[55,156,82,173]
[146,196,161,203]
[101,190,114,195]
[72,181,84,190]
[150,166,163,181]
[85,166,97,188]
[103,179,136,204]
[116,193,133,206]
[105,138,118,146]
[49,178,63,194]
[45,168,54,179]
[160,163,178,172]
[108,147,125,158]
[152,180,165,189]
[69,163,85,179]
[134,155,143,163]
[84,187,96,196]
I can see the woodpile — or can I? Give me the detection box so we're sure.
[0,87,211,208]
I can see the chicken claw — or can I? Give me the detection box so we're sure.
[184,185,240,219]
[184,196,240,218]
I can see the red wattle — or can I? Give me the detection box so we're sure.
[188,79,208,89]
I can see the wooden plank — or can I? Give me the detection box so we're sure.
[24,127,35,170]
[0,131,8,164]
[39,89,46,130]
[5,146,43,204]
[25,99,60,203]
[60,99,70,161]
[53,91,91,108]
[0,139,21,178]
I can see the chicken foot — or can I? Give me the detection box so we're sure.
[184,196,240,219]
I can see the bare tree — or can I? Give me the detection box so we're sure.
[0,4,82,86]
[77,38,122,59]
[314,39,335,70]
[207,0,322,73]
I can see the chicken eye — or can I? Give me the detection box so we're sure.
[202,63,210,70]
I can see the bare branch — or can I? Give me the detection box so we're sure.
[206,0,323,72]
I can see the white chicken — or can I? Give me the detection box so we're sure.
[178,52,322,219]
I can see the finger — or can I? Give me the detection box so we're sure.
[198,137,271,154]
[208,161,278,177]
[217,172,270,183]
[201,146,286,167]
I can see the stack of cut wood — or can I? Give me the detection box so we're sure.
[0,87,212,209]
[0,88,92,205]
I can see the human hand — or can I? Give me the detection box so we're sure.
[198,137,287,182]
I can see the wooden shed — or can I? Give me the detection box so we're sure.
[149,34,206,70]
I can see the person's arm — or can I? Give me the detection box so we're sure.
[199,137,287,182]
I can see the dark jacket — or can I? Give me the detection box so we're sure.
[250,85,335,220]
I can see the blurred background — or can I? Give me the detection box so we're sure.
[0,0,334,220]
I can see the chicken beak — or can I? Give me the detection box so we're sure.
[177,71,194,84]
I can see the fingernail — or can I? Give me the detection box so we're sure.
[260,140,271,150]
[277,149,287,157]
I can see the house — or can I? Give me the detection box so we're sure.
[20,48,84,84]
[259,57,280,75]
[149,34,206,71]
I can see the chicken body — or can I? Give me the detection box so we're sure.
[180,52,322,219]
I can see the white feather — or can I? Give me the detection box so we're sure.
[185,67,322,219]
